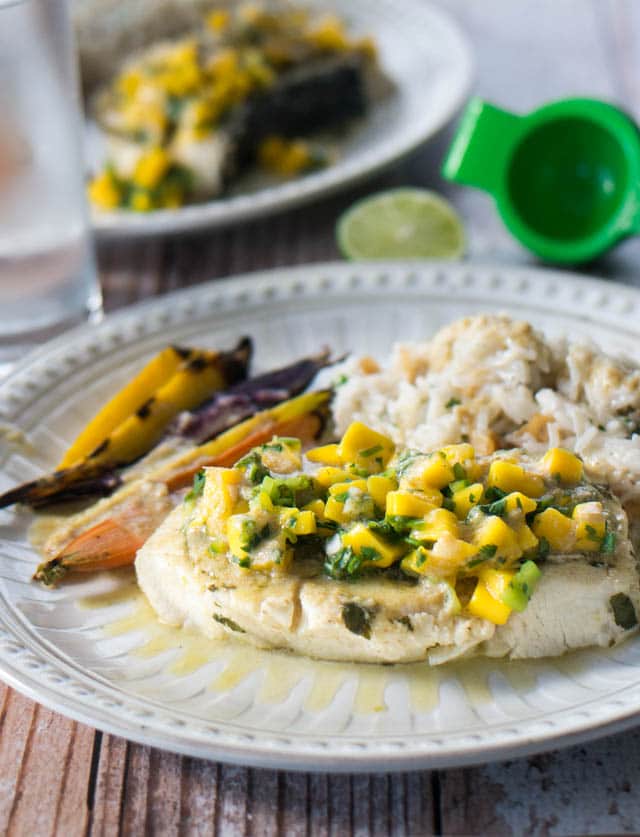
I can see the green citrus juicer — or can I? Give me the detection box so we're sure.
[442,97,640,264]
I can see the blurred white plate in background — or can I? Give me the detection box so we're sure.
[84,0,473,237]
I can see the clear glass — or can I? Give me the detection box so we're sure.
[0,0,102,372]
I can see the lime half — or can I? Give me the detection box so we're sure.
[337,188,465,260]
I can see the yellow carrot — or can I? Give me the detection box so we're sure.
[59,345,194,468]
[84,350,234,467]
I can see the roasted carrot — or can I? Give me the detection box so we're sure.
[35,390,330,585]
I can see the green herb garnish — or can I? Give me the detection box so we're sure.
[185,469,206,502]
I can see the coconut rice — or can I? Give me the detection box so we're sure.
[329,314,640,510]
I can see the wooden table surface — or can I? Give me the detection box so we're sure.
[4,2,640,835]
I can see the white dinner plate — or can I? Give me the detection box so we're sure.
[89,0,473,237]
[2,262,640,772]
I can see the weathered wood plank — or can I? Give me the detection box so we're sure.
[0,689,37,835]
[179,757,218,837]
[54,721,96,837]
[247,769,279,837]
[440,728,640,836]
[120,743,151,834]
[279,772,308,837]
[146,748,184,836]
[4,698,93,837]
[216,765,249,836]
[401,772,435,837]
[89,734,128,837]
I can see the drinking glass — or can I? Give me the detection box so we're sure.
[0,0,102,372]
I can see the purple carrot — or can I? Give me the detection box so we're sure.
[167,349,332,443]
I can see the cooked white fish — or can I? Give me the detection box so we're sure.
[136,433,640,665]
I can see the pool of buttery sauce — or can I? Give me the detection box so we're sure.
[76,573,560,716]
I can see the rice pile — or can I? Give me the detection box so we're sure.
[328,314,640,508]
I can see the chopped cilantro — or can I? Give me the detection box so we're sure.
[467,543,497,568]
[341,602,372,638]
[536,536,550,560]
[185,470,206,502]
[360,546,381,562]
[478,496,508,518]
[325,546,363,579]
[235,450,268,485]
[396,615,413,631]
[602,530,617,554]
[484,486,507,502]
[452,462,468,481]
[213,614,245,633]
[584,524,601,542]
[610,593,637,629]
[445,397,461,409]
[385,515,423,533]
[359,444,383,458]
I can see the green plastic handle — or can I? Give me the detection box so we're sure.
[442,98,523,195]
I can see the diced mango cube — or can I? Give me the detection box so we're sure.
[302,499,325,518]
[385,490,438,519]
[473,515,523,564]
[504,491,538,516]
[87,170,122,210]
[514,522,539,553]
[452,482,484,519]
[279,508,317,536]
[337,421,395,470]
[428,533,478,574]
[572,502,606,551]
[133,147,171,189]
[531,508,575,552]
[306,443,343,466]
[416,452,455,489]
[206,9,230,32]
[255,490,274,512]
[198,467,243,534]
[411,508,459,542]
[323,496,350,525]
[487,460,544,498]
[226,514,252,561]
[130,190,153,212]
[367,474,398,510]
[467,571,514,625]
[329,479,367,496]
[541,447,583,485]
[441,443,475,466]
[342,523,405,568]
[314,467,352,488]
[400,546,431,576]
